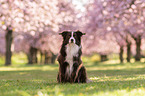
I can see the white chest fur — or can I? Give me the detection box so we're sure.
[65,43,80,77]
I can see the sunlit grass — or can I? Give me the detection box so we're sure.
[0,65,58,71]
[0,53,28,66]
[11,53,28,65]
[0,55,145,96]
[0,56,5,64]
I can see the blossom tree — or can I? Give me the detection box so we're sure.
[83,0,120,61]
[0,0,24,65]
[1,0,78,65]
[105,0,145,61]
[0,0,60,65]
[84,0,145,62]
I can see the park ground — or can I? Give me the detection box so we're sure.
[0,54,145,96]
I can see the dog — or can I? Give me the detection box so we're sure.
[57,30,89,83]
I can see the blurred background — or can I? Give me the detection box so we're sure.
[0,0,145,66]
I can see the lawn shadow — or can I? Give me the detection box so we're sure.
[85,60,145,68]
[87,67,145,77]
[1,62,145,95]
[77,78,145,95]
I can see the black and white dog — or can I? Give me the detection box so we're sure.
[57,30,89,83]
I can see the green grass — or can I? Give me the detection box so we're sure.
[0,56,5,64]
[0,58,145,96]
[0,53,28,66]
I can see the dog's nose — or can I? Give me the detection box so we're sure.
[71,39,74,43]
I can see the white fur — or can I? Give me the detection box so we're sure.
[65,43,80,77]
[69,32,76,43]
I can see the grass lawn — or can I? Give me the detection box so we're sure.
[0,58,145,96]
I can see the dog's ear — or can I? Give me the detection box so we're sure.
[76,30,86,36]
[59,31,68,39]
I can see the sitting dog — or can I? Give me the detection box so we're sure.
[57,30,89,83]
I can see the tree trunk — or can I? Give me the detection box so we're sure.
[100,54,108,62]
[126,42,131,62]
[135,36,141,61]
[5,27,13,66]
[119,46,124,63]
[28,47,38,64]
[51,52,57,64]
[44,51,51,64]
[33,48,38,63]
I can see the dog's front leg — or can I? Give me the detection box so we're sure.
[71,62,79,83]
[58,62,69,83]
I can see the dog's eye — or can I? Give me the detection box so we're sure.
[69,35,71,37]
[73,35,76,36]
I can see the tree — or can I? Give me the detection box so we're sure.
[114,32,126,63]
[0,0,60,65]
[101,0,145,61]
[5,26,13,65]
[84,0,145,62]
[83,0,119,60]
[0,0,23,65]
[123,1,145,61]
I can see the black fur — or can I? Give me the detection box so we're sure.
[57,30,87,83]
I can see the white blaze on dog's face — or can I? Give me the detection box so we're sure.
[69,31,76,44]
[59,30,85,46]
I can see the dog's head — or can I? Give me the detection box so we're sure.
[59,30,85,45]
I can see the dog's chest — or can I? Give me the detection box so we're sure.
[65,43,80,76]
